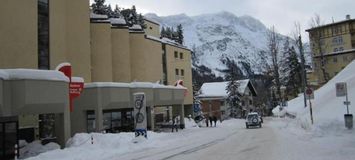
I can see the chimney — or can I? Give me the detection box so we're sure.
[346,14,350,20]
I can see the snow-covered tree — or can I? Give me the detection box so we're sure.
[91,0,107,15]
[224,58,242,118]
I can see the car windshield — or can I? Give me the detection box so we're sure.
[248,114,258,120]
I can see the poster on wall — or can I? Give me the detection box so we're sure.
[133,92,147,139]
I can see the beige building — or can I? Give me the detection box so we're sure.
[0,0,193,158]
[306,15,355,85]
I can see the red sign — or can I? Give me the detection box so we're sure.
[56,63,84,112]
[70,82,84,98]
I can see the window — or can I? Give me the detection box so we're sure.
[180,52,183,59]
[174,51,178,58]
[175,69,179,75]
[339,47,344,51]
[149,26,153,30]
[87,111,95,132]
[38,0,49,69]
[249,100,253,105]
[180,69,184,76]
[333,48,338,52]
[333,57,337,63]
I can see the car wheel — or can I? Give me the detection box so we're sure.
[259,123,262,128]
[246,124,249,129]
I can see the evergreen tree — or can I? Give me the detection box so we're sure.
[106,4,113,17]
[91,0,107,15]
[286,46,302,97]
[161,27,167,38]
[176,24,184,44]
[111,5,121,18]
[137,14,146,29]
[223,58,243,118]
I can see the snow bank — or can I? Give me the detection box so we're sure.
[20,141,60,159]
[184,117,200,129]
[273,60,355,133]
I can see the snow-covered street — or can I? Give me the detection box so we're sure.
[26,117,355,160]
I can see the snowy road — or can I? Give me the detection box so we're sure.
[114,119,276,160]
[27,118,355,160]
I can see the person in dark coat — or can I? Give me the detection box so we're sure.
[209,116,213,127]
[205,116,209,127]
[213,116,217,127]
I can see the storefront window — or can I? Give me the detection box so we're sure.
[87,111,95,132]
[39,114,55,139]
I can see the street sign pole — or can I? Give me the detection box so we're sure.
[306,88,314,124]
[346,91,349,114]
[309,97,314,125]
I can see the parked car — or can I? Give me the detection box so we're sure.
[245,112,262,128]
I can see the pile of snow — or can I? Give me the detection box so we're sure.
[184,117,200,128]
[26,119,244,160]
[20,141,60,159]
[273,60,355,133]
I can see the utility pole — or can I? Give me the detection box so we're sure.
[298,35,308,108]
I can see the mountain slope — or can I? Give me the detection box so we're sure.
[145,12,309,78]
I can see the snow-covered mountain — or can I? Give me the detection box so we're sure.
[145,12,310,78]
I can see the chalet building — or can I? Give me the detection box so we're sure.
[0,0,192,158]
[196,80,257,120]
[306,15,355,85]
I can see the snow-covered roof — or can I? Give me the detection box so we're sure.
[84,82,184,90]
[72,77,84,83]
[129,24,142,30]
[0,69,69,82]
[90,12,108,19]
[145,35,190,51]
[144,17,160,25]
[197,79,255,99]
[110,17,126,25]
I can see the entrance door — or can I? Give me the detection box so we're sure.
[0,121,18,160]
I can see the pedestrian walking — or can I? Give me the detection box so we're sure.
[205,116,209,127]
[171,116,175,132]
[213,116,217,127]
[174,115,179,132]
[209,116,213,127]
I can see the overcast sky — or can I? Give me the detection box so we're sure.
[100,0,354,40]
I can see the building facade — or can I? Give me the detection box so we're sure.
[197,80,257,119]
[306,15,355,85]
[0,0,193,158]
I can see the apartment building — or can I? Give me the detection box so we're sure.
[0,0,192,158]
[306,15,355,85]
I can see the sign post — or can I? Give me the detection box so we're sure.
[306,88,314,124]
[336,82,352,129]
[56,63,84,112]
[133,93,147,139]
